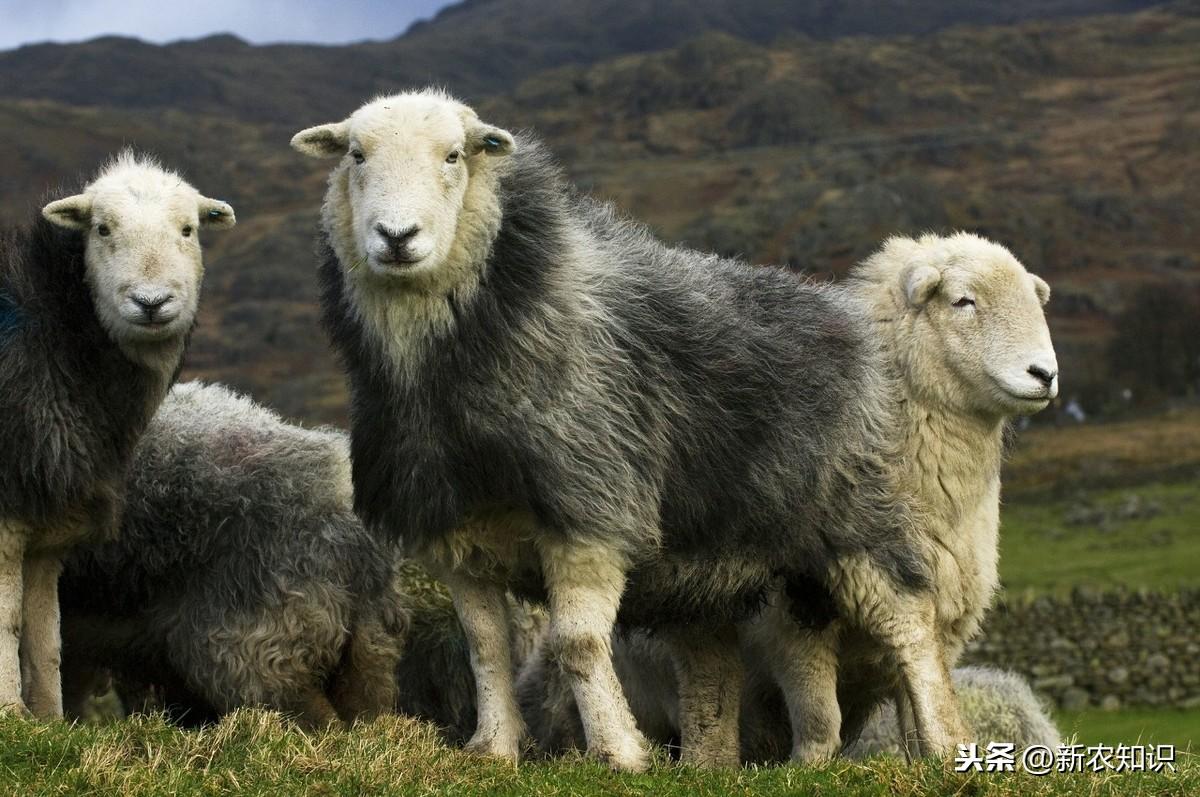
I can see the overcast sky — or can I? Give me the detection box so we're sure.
[0,0,454,51]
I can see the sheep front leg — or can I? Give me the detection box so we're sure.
[539,538,647,772]
[20,553,64,718]
[894,684,920,761]
[441,572,524,761]
[743,598,842,763]
[664,624,743,768]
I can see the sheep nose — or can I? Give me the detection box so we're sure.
[1027,364,1057,387]
[375,223,420,258]
[131,291,173,314]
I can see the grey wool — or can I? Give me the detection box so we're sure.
[59,382,407,728]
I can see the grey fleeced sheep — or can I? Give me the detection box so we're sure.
[293,88,967,769]
[522,232,1060,763]
[736,233,1058,760]
[59,382,406,728]
[0,153,234,717]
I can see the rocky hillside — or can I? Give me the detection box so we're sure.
[1,0,1195,424]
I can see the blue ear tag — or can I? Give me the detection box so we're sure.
[208,209,223,219]
[483,135,501,151]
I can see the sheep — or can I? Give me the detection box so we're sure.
[518,232,1060,764]
[519,636,1061,762]
[392,565,548,745]
[735,232,1058,761]
[0,152,234,718]
[58,381,408,729]
[292,88,968,770]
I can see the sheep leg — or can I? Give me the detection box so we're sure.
[664,624,743,768]
[0,528,27,715]
[20,553,64,718]
[744,598,842,763]
[330,612,404,724]
[831,555,967,758]
[285,685,343,730]
[859,595,966,756]
[894,685,920,761]
[539,538,648,772]
[442,572,525,762]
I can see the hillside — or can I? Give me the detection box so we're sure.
[1,0,1196,425]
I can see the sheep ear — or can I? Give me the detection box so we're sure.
[291,122,350,158]
[199,197,236,229]
[42,194,93,230]
[903,264,942,307]
[1031,274,1051,306]
[467,124,515,157]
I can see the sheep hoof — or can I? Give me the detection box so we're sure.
[463,729,522,763]
[591,734,651,773]
[0,701,32,719]
[791,738,840,766]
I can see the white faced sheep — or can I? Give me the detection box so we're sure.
[58,381,408,729]
[737,232,1058,761]
[293,89,967,769]
[516,232,1059,763]
[0,153,234,717]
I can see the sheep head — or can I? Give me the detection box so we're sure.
[292,89,515,293]
[42,151,235,362]
[862,233,1057,419]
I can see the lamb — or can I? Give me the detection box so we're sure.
[292,88,967,770]
[0,153,234,717]
[520,636,1061,761]
[58,381,408,728]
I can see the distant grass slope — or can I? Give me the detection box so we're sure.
[1057,707,1200,749]
[998,480,1200,595]
[0,711,1194,797]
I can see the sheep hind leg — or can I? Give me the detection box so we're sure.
[284,685,343,731]
[21,553,64,719]
[330,611,405,724]
[441,572,525,762]
[664,624,743,769]
[539,539,648,772]
[743,599,842,764]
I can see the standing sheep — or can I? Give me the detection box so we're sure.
[59,382,408,728]
[518,232,1060,763]
[738,232,1058,760]
[292,89,966,770]
[0,153,234,717]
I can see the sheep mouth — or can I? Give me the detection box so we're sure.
[373,254,425,270]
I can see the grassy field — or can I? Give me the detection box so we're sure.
[1,711,1195,797]
[1057,708,1200,750]
[998,480,1200,595]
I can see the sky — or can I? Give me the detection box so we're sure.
[0,0,454,51]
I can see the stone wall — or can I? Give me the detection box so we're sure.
[964,588,1200,711]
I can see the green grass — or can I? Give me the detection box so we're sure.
[1,711,1196,797]
[998,480,1200,595]
[1057,708,1200,750]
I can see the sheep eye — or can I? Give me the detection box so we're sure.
[181,225,193,237]
[952,297,975,308]
[446,150,460,164]
[351,150,365,165]
[96,224,111,237]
